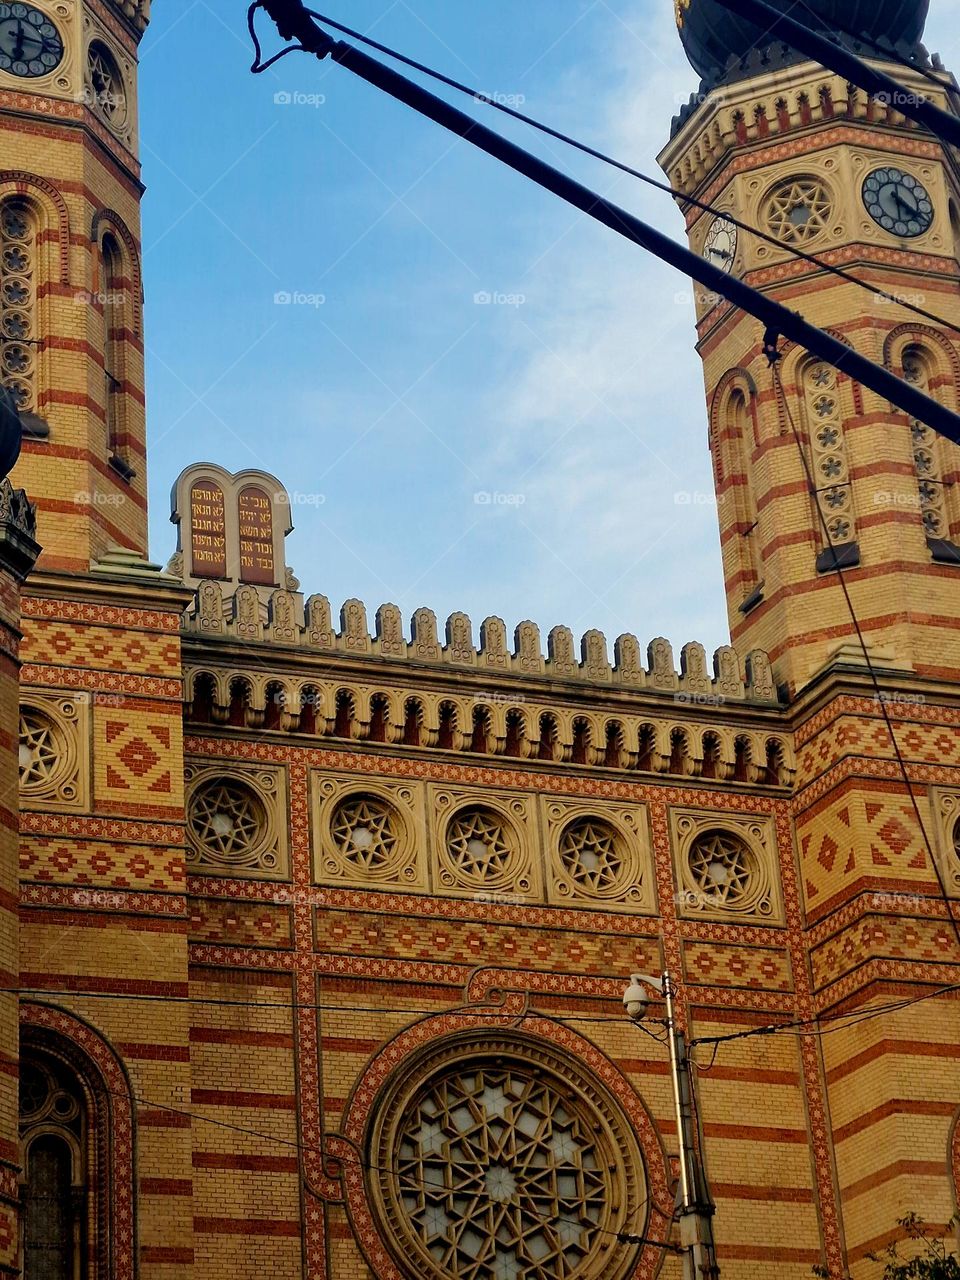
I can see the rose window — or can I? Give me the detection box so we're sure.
[19,707,69,796]
[558,818,627,897]
[687,829,757,909]
[445,807,516,885]
[372,1038,645,1280]
[331,794,399,872]
[188,779,271,869]
[764,177,833,245]
[86,41,126,125]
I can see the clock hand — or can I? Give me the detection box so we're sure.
[11,20,24,60]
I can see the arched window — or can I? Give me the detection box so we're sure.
[1,198,37,417]
[100,234,134,477]
[801,359,859,568]
[713,382,762,611]
[902,346,953,548]
[20,1052,87,1279]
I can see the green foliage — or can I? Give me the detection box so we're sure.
[813,1217,960,1279]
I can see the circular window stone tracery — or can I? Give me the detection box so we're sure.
[18,704,75,801]
[370,1035,645,1280]
[442,806,521,890]
[86,41,127,127]
[330,794,401,876]
[686,828,761,912]
[558,818,628,899]
[187,778,271,870]
[763,176,833,245]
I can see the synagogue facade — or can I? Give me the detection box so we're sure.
[2,0,960,1277]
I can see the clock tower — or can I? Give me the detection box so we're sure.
[0,0,148,571]
[659,0,960,694]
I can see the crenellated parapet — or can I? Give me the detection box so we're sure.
[181,580,780,704]
[662,64,955,196]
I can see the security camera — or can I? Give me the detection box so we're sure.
[622,973,663,1022]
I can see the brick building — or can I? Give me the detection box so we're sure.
[2,0,960,1276]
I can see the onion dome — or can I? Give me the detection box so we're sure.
[675,0,930,87]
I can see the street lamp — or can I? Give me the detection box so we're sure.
[624,972,721,1280]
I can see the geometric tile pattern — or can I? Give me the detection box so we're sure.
[810,914,956,994]
[19,838,185,891]
[316,908,661,976]
[187,898,293,949]
[682,939,793,992]
[21,621,180,675]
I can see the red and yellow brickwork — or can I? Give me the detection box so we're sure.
[4,2,960,1279]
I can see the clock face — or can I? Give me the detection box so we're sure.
[862,167,934,238]
[704,217,738,273]
[0,3,63,78]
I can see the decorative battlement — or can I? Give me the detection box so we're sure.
[662,64,953,194]
[180,578,780,705]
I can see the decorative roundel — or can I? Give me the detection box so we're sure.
[330,793,401,875]
[862,167,934,238]
[18,704,73,800]
[686,828,758,911]
[0,4,64,78]
[558,817,628,898]
[444,806,518,887]
[703,216,738,273]
[187,777,271,869]
[763,176,833,245]
[369,1034,646,1280]
[85,39,126,126]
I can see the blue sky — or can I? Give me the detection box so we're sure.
[138,1,960,662]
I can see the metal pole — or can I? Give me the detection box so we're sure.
[255,0,960,448]
[663,971,720,1280]
[711,0,960,152]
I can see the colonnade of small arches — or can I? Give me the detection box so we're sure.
[184,669,796,787]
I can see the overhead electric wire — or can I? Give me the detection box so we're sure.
[110,1087,679,1247]
[790,0,954,93]
[249,2,960,344]
[763,342,960,958]
[712,0,960,150]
